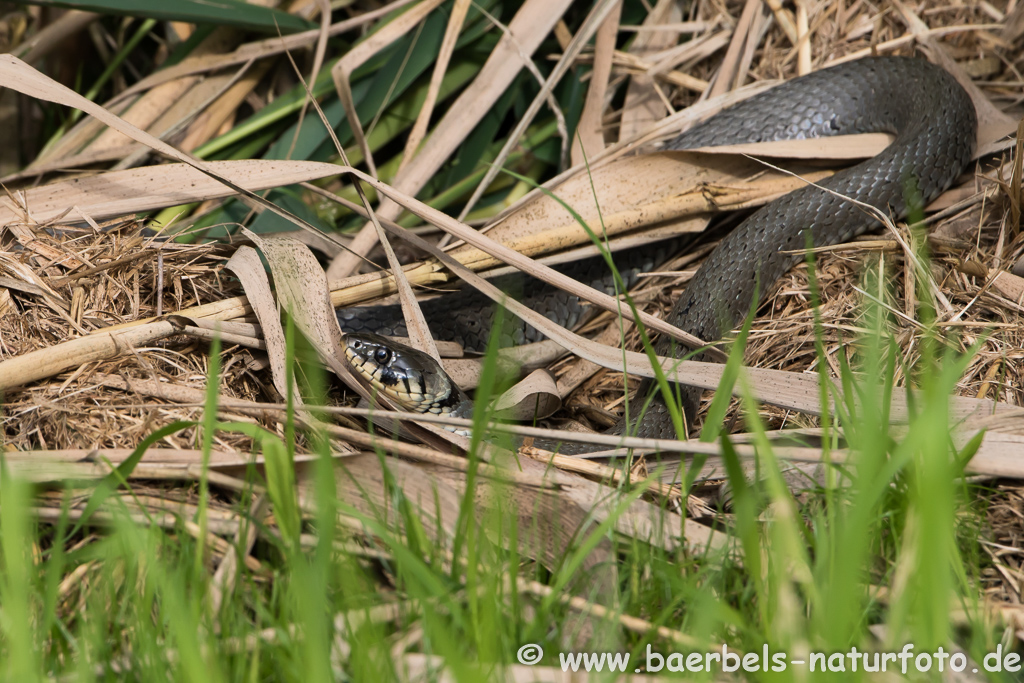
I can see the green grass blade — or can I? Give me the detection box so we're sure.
[24,0,314,32]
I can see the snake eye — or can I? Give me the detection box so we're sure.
[351,340,362,349]
[374,347,392,365]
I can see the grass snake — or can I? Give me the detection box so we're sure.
[337,56,978,451]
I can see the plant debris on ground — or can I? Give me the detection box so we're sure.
[1,0,1024,680]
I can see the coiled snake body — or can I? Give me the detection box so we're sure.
[339,56,978,449]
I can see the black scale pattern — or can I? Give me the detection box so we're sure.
[626,56,976,442]
[336,242,678,351]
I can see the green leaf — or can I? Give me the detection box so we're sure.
[24,0,314,33]
[69,420,197,538]
[218,421,301,548]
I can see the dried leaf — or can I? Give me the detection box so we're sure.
[0,55,332,243]
[493,369,561,421]
[225,246,300,405]
[619,0,682,139]
[0,159,341,225]
[331,0,447,177]
[332,0,579,276]
[570,0,621,165]
[398,0,472,172]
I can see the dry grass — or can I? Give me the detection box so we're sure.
[0,220,251,448]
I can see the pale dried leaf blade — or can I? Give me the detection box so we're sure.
[458,151,838,265]
[652,419,1024,482]
[331,0,578,277]
[330,0,447,177]
[0,55,328,240]
[684,134,892,160]
[3,447,248,469]
[398,0,472,171]
[224,246,297,405]
[570,0,622,165]
[493,369,561,421]
[242,232,349,380]
[0,160,342,225]
[439,358,484,391]
[957,430,1024,479]
[991,271,1024,303]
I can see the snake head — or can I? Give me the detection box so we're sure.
[342,332,467,417]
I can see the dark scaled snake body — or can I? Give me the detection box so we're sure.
[338,56,978,451]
